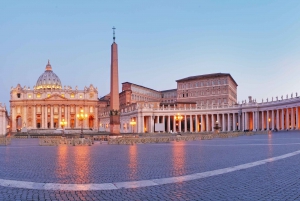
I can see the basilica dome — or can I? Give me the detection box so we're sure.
[36,60,62,90]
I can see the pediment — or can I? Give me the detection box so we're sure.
[44,94,68,101]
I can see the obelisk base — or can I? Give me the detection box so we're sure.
[110,115,120,136]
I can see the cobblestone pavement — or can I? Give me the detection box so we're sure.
[1,132,300,200]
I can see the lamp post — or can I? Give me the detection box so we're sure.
[77,109,88,138]
[174,113,183,132]
[130,118,136,133]
[60,119,67,137]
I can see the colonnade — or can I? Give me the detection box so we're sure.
[100,105,300,134]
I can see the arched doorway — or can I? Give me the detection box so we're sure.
[16,116,22,132]
[89,116,94,130]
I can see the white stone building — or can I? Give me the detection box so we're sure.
[10,61,100,132]
[0,103,9,135]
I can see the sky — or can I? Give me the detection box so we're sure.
[1,0,300,110]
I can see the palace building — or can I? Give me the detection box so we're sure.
[10,61,100,132]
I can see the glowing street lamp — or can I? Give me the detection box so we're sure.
[77,109,88,138]
[130,118,136,133]
[174,113,183,132]
[60,119,67,137]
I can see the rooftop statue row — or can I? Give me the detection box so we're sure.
[11,84,98,92]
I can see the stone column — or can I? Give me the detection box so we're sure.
[75,106,79,129]
[237,113,240,131]
[173,115,176,132]
[266,110,269,130]
[211,114,215,132]
[241,112,245,131]
[252,111,255,131]
[50,105,53,129]
[33,105,36,129]
[58,105,61,128]
[227,113,230,131]
[233,113,236,131]
[200,115,204,132]
[291,107,295,129]
[45,105,48,129]
[286,108,289,130]
[190,115,193,132]
[162,115,165,132]
[179,118,182,132]
[281,109,285,130]
[151,115,154,133]
[271,110,275,130]
[261,111,264,130]
[195,115,199,132]
[141,115,144,133]
[184,115,187,132]
[276,109,279,130]
[41,105,44,129]
[222,113,226,132]
[296,107,299,130]
[206,114,209,132]
[167,115,170,133]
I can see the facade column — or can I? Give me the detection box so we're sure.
[150,115,153,133]
[206,114,209,132]
[200,115,204,132]
[242,112,246,130]
[184,115,187,132]
[173,115,176,132]
[261,111,264,130]
[179,118,182,132]
[33,105,36,129]
[162,115,165,132]
[222,113,225,131]
[233,113,236,131]
[266,110,269,130]
[50,105,53,129]
[256,111,259,131]
[44,105,47,129]
[141,115,144,133]
[211,114,215,132]
[237,112,240,131]
[66,105,68,129]
[58,105,61,128]
[281,109,285,130]
[167,115,170,133]
[252,111,255,131]
[190,115,193,132]
[296,107,299,130]
[227,113,230,131]
[291,108,295,129]
[195,115,199,132]
[276,109,279,130]
[271,110,275,130]
[286,108,289,130]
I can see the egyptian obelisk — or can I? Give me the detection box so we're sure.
[110,27,120,135]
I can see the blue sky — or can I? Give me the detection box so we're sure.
[1,0,300,109]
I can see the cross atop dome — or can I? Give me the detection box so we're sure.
[45,59,52,71]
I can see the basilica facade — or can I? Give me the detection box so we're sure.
[10,61,100,132]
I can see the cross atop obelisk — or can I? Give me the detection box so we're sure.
[112,26,116,42]
[109,26,120,135]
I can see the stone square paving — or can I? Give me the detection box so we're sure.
[1,132,300,200]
